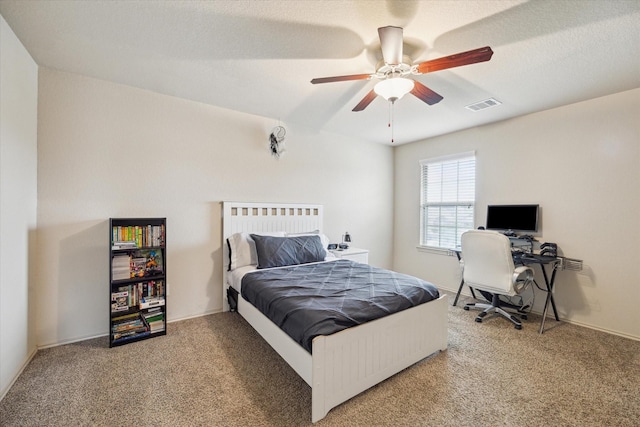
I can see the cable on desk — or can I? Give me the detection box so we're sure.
[533,278,548,293]
[500,281,535,314]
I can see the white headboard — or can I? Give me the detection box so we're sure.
[221,201,324,311]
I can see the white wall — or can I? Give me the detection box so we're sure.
[393,88,640,339]
[36,68,393,347]
[11,47,638,354]
[0,15,38,397]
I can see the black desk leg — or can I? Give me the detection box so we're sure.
[539,263,560,334]
[540,264,560,320]
[453,279,476,306]
[549,268,560,321]
[452,251,477,306]
[453,279,464,306]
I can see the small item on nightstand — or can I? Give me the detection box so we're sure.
[327,243,338,250]
[341,231,351,249]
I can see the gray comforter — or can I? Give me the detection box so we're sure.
[241,259,440,353]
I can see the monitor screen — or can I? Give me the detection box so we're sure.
[486,204,539,233]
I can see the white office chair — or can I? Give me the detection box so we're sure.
[461,230,534,329]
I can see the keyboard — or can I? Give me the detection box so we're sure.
[518,253,558,264]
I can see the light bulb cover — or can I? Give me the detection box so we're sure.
[374,77,414,101]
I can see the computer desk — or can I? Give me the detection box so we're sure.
[452,250,563,334]
[517,253,561,334]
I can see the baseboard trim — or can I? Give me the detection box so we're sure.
[444,286,639,341]
[167,309,221,324]
[0,347,37,401]
[37,332,108,350]
[36,309,223,351]
[2,309,225,401]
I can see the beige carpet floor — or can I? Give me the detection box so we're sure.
[1,291,639,426]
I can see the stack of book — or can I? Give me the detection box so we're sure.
[111,240,137,250]
[143,309,165,333]
[111,313,149,342]
[140,295,165,309]
[140,280,164,300]
[112,224,165,248]
[111,254,131,280]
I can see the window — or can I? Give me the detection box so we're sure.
[420,152,475,250]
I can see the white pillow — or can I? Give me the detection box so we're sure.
[227,231,285,271]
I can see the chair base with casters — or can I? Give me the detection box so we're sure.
[464,292,527,329]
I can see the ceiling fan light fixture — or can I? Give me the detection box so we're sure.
[374,77,414,102]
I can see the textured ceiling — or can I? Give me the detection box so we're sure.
[1,0,639,145]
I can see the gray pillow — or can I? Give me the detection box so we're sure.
[250,234,326,269]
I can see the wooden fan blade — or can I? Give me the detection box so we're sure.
[416,46,494,74]
[311,73,372,84]
[378,26,403,65]
[410,81,444,105]
[352,90,378,112]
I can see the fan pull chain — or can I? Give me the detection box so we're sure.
[387,101,395,143]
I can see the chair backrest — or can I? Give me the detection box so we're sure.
[461,230,517,296]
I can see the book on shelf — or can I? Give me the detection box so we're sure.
[143,309,164,317]
[115,283,145,309]
[112,316,144,329]
[142,308,165,329]
[113,323,147,334]
[112,241,137,250]
[112,314,148,340]
[147,319,165,329]
[111,281,165,313]
[112,317,143,328]
[147,314,164,323]
[112,312,139,322]
[112,269,130,281]
[111,254,131,280]
[148,322,165,333]
[140,296,165,309]
[139,280,163,302]
[147,317,164,327]
[113,330,151,343]
[144,280,163,298]
[143,309,164,321]
[112,224,165,249]
[143,307,163,316]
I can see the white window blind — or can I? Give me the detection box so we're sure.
[420,153,476,249]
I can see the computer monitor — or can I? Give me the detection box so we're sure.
[486,204,539,234]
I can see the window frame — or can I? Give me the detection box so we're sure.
[419,152,476,251]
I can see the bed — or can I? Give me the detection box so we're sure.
[221,202,448,423]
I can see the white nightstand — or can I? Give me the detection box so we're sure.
[330,247,369,264]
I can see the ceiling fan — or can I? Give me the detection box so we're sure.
[311,26,494,112]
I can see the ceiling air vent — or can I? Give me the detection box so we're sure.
[465,98,502,112]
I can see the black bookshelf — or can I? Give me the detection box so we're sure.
[109,218,166,347]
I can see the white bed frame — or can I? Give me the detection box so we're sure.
[221,201,448,423]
